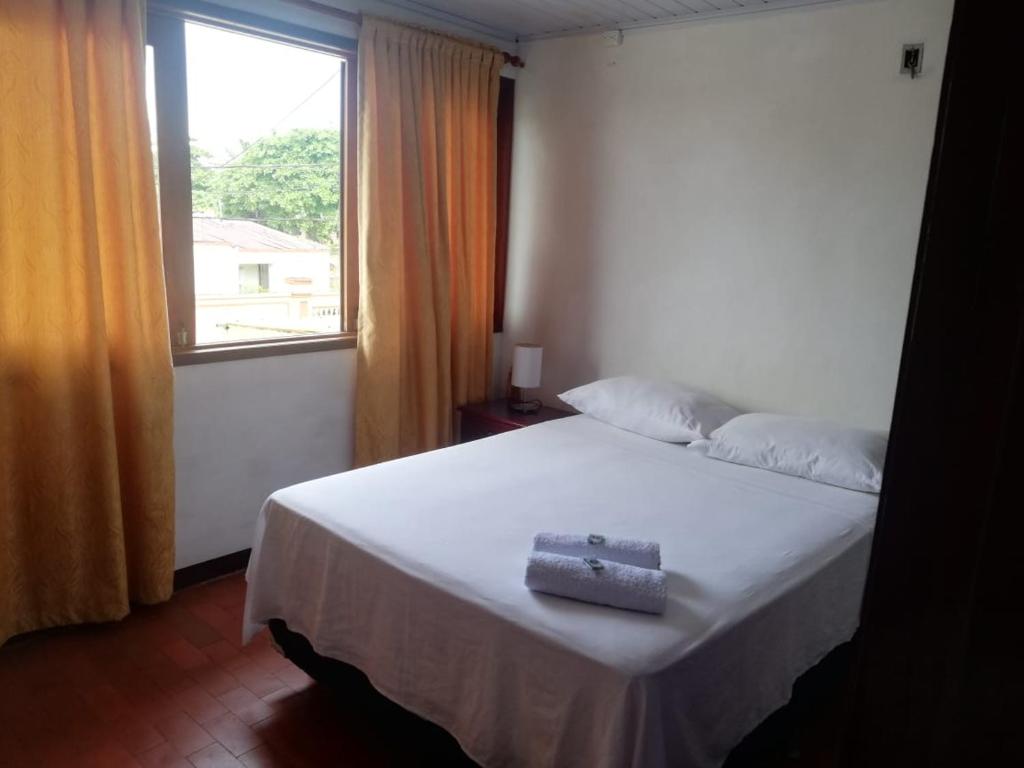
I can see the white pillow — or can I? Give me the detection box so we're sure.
[557,376,740,443]
[686,438,712,455]
[704,413,887,492]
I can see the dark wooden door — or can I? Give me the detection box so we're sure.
[839,1,1023,765]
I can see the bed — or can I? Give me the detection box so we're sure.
[243,415,877,768]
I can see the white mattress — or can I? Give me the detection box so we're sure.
[243,415,877,768]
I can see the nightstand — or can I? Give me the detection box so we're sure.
[458,399,573,443]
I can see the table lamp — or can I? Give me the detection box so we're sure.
[509,343,543,413]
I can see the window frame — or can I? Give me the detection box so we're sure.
[493,76,514,333]
[146,1,358,366]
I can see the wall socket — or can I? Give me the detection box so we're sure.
[901,43,924,78]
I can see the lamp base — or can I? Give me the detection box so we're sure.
[508,398,541,414]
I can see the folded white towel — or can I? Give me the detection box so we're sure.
[533,532,661,570]
[525,551,667,615]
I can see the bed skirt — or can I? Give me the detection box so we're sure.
[267,618,855,768]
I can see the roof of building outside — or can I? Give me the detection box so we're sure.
[192,217,330,251]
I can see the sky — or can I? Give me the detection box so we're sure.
[157,22,344,163]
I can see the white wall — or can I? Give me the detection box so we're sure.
[503,0,954,430]
[193,244,332,296]
[173,349,355,568]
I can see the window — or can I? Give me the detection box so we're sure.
[238,264,270,294]
[146,4,357,363]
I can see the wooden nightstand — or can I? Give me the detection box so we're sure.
[458,399,573,443]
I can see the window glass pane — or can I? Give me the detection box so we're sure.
[145,45,160,221]
[184,22,342,343]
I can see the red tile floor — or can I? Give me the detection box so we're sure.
[0,573,473,767]
[1,571,840,767]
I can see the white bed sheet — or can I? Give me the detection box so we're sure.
[243,415,877,768]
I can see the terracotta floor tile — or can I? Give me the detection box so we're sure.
[153,712,215,756]
[236,745,289,768]
[189,601,239,642]
[202,640,242,667]
[62,653,110,691]
[240,644,290,675]
[30,740,86,768]
[82,742,144,767]
[204,575,247,609]
[125,639,177,670]
[192,663,242,698]
[217,686,275,725]
[174,684,230,724]
[149,660,200,696]
[204,712,263,757]
[230,661,287,699]
[138,742,195,768]
[274,665,314,693]
[79,681,135,724]
[187,742,245,768]
[246,630,273,652]
[161,638,212,671]
[246,719,312,768]
[108,713,167,756]
[0,573,477,768]
[258,686,307,719]
[165,607,225,650]
[116,679,183,725]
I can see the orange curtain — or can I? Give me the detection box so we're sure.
[355,18,503,466]
[0,0,174,645]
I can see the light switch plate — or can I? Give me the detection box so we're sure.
[901,43,924,77]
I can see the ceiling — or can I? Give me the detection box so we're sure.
[378,0,849,41]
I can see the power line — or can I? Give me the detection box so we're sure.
[218,69,342,168]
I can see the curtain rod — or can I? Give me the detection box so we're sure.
[280,0,525,67]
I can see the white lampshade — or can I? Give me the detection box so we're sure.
[511,344,543,389]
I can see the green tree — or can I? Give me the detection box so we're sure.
[190,141,219,214]
[199,129,340,245]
